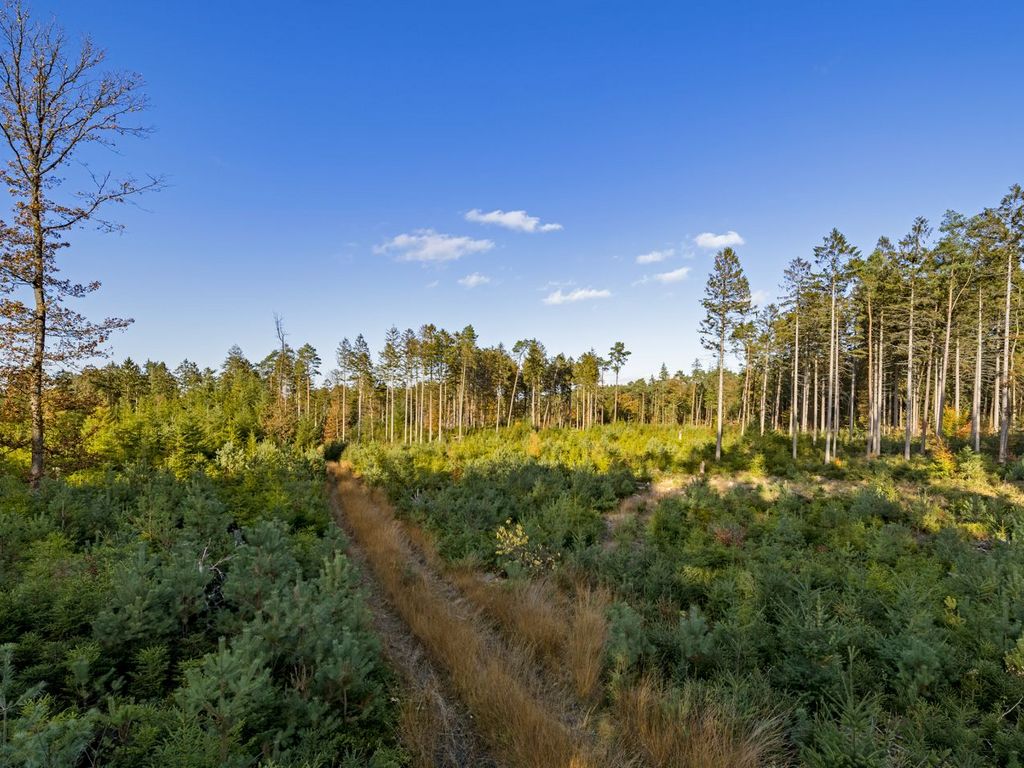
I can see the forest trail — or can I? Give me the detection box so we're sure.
[327,462,611,768]
[327,465,494,767]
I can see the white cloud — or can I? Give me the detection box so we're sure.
[654,266,691,283]
[634,265,692,286]
[694,230,745,249]
[458,272,491,288]
[538,279,575,291]
[750,289,770,306]
[465,208,562,233]
[636,248,674,264]
[375,229,494,262]
[543,287,611,305]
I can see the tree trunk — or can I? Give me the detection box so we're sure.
[921,338,933,453]
[848,362,855,440]
[759,351,769,436]
[904,283,915,460]
[955,337,961,418]
[791,313,800,459]
[937,280,953,438]
[866,297,874,457]
[812,359,818,443]
[802,362,809,435]
[715,331,725,461]
[1000,249,1013,463]
[993,353,1000,435]
[773,368,782,432]
[875,313,884,456]
[740,348,751,435]
[29,171,46,488]
[825,281,836,462]
[613,372,619,423]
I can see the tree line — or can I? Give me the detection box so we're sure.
[5,174,1024,476]
[698,185,1024,464]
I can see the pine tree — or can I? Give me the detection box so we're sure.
[607,341,631,423]
[700,247,751,461]
[813,229,859,464]
[781,257,813,458]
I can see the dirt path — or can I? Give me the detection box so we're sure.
[327,472,494,768]
[328,462,606,768]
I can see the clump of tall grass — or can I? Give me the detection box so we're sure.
[612,674,787,768]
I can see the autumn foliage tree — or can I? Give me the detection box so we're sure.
[0,2,158,485]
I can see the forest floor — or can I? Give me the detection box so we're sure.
[328,462,618,768]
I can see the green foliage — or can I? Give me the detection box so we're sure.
[350,423,1024,766]
[0,447,400,767]
[606,602,654,673]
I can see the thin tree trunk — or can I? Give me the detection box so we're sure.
[740,348,751,435]
[866,297,874,457]
[825,282,836,462]
[28,171,46,487]
[813,358,819,444]
[904,283,915,460]
[613,372,619,423]
[875,313,884,455]
[773,368,782,432]
[759,352,769,435]
[802,362,809,435]
[955,337,961,418]
[715,332,725,461]
[937,280,954,438]
[921,339,933,453]
[993,353,1000,435]
[848,362,855,440]
[791,314,800,458]
[1000,248,1013,463]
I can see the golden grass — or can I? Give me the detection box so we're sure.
[450,569,568,662]
[398,681,463,768]
[566,584,609,701]
[332,464,592,768]
[402,516,609,701]
[613,675,786,768]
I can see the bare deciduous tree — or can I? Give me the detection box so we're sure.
[0,2,160,485]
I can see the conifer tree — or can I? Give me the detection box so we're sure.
[781,257,813,458]
[700,247,751,461]
[607,341,630,422]
[813,229,859,463]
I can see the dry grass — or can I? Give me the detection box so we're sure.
[332,464,593,768]
[405,522,609,702]
[450,569,568,663]
[613,675,786,768]
[399,680,467,768]
[566,584,609,701]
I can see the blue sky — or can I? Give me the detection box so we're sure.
[32,1,1024,380]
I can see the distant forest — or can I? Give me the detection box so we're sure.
[4,182,1023,479]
